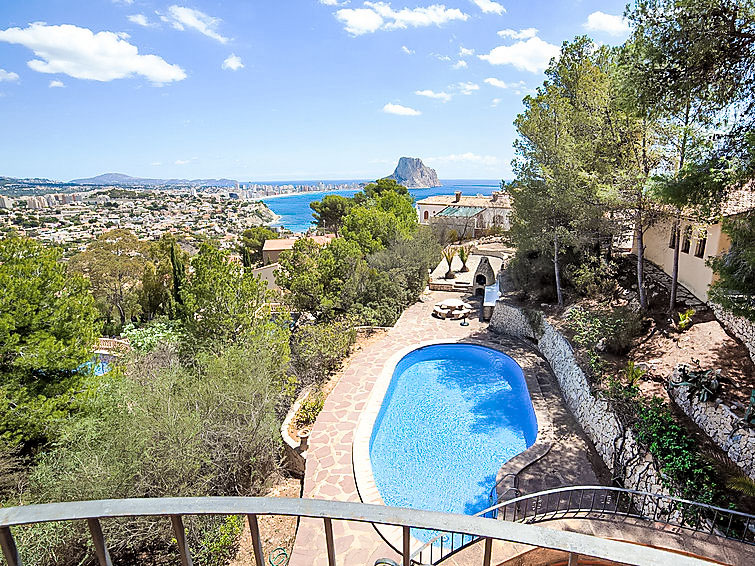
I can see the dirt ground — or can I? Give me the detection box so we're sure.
[229,475,302,566]
[631,315,755,405]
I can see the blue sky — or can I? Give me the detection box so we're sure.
[0,1,630,181]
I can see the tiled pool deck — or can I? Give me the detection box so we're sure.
[288,291,586,565]
[287,291,755,565]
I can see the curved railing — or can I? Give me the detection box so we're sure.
[0,496,715,566]
[410,485,755,565]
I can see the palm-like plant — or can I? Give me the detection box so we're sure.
[458,246,471,272]
[442,247,457,279]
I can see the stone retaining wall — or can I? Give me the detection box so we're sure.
[668,368,755,480]
[711,302,755,365]
[490,302,673,505]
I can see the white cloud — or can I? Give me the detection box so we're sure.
[320,0,349,5]
[455,81,479,95]
[484,77,525,89]
[401,45,414,54]
[452,60,467,69]
[222,53,244,71]
[428,152,500,166]
[434,53,452,62]
[583,11,630,36]
[162,5,229,43]
[128,14,155,27]
[0,69,19,82]
[491,97,501,107]
[151,161,162,166]
[497,27,537,39]
[415,89,452,102]
[336,7,384,35]
[470,0,505,15]
[175,159,191,165]
[459,46,474,57]
[336,2,468,36]
[383,102,421,116]
[113,0,134,4]
[48,80,65,88]
[0,23,186,84]
[479,35,559,73]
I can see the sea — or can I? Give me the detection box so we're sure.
[261,179,502,233]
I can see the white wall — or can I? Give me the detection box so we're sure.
[638,220,725,301]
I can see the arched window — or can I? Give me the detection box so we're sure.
[423,210,429,220]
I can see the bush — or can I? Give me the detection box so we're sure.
[290,321,356,388]
[566,255,618,298]
[566,306,644,355]
[295,391,325,428]
[508,251,557,302]
[634,398,718,503]
[122,318,184,353]
[17,326,291,565]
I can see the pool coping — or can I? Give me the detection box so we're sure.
[352,338,555,555]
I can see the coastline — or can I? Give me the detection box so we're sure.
[258,187,362,201]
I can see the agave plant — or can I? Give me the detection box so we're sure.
[672,365,721,403]
[442,247,457,279]
[458,246,471,272]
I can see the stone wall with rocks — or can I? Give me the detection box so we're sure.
[490,301,673,504]
[711,302,755,364]
[668,368,755,480]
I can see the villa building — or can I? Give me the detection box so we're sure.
[635,188,755,302]
[261,234,335,264]
[416,191,512,237]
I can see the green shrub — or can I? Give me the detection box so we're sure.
[17,326,291,565]
[193,515,244,566]
[508,252,557,302]
[566,306,644,355]
[295,391,325,428]
[634,398,717,503]
[566,255,618,297]
[290,321,356,388]
[677,308,695,332]
[122,317,184,353]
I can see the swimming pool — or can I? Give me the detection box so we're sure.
[368,343,537,540]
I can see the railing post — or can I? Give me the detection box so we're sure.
[87,518,113,566]
[324,517,336,566]
[567,552,579,566]
[0,527,21,566]
[247,514,264,566]
[482,537,492,566]
[170,515,193,566]
[402,526,410,566]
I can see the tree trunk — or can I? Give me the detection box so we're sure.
[669,99,691,313]
[116,303,126,327]
[669,211,681,312]
[636,221,647,310]
[554,232,564,307]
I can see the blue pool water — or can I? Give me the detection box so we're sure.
[369,344,537,541]
[263,179,501,233]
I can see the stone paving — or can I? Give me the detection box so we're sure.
[286,290,750,566]
[288,291,606,565]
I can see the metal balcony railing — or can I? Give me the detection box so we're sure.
[0,496,717,566]
[410,485,755,565]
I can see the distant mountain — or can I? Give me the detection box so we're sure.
[69,173,239,187]
[385,157,440,189]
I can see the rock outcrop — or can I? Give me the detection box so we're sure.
[385,157,440,189]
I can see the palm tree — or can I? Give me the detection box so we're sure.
[442,247,457,279]
[458,246,471,272]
